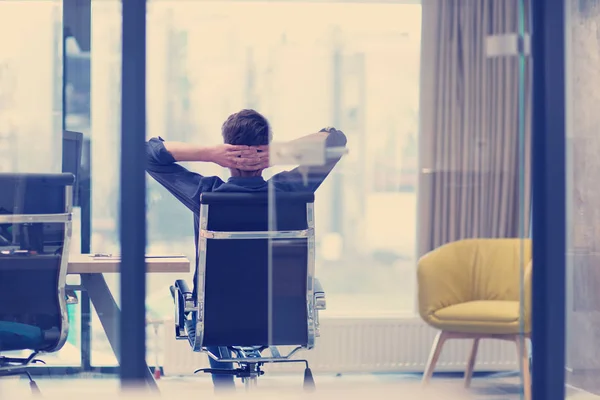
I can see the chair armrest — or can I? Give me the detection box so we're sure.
[171,279,194,340]
[66,289,78,305]
[175,279,192,295]
[417,243,471,325]
[170,285,185,330]
[314,278,326,310]
[314,278,324,295]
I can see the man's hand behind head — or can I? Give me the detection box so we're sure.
[230,128,344,170]
[211,144,269,171]
[241,145,269,171]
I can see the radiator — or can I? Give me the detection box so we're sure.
[162,317,519,376]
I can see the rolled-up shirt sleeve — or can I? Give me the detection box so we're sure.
[147,136,177,169]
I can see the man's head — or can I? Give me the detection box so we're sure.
[222,109,272,146]
[222,109,271,177]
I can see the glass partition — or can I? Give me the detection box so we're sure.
[565,0,600,396]
[0,0,540,396]
[0,0,78,367]
[88,0,121,368]
[141,0,533,396]
[516,1,532,399]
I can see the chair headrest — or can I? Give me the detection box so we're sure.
[200,192,314,205]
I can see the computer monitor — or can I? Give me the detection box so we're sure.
[62,131,83,207]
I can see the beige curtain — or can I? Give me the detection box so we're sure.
[418,0,532,257]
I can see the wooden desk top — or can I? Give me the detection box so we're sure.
[67,254,191,274]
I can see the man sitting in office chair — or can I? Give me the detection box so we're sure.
[146,109,346,392]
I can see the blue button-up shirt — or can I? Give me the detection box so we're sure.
[145,132,347,294]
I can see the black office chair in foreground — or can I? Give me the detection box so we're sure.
[0,173,75,394]
[171,192,327,390]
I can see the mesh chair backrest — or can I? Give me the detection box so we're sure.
[0,173,74,352]
[200,192,313,347]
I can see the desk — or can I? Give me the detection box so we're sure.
[67,255,190,388]
[68,254,190,274]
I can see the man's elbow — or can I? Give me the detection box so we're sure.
[145,145,166,173]
[338,130,348,147]
[146,137,175,168]
[327,129,348,148]
[145,142,156,169]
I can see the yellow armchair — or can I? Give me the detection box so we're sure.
[418,238,532,398]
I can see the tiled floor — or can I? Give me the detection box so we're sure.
[0,372,517,399]
[0,372,596,399]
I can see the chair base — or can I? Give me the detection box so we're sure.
[422,331,531,400]
[195,366,265,379]
[195,349,316,392]
[195,364,264,390]
[171,279,322,393]
[0,354,44,395]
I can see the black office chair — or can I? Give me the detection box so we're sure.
[0,173,75,394]
[171,192,327,390]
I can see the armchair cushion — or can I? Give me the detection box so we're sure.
[0,321,44,351]
[432,300,521,334]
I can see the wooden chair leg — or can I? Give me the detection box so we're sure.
[422,331,447,386]
[464,338,480,388]
[514,336,531,400]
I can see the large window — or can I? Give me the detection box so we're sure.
[0,1,63,174]
[76,0,420,365]
[0,0,75,365]
[0,0,421,369]
[90,1,421,322]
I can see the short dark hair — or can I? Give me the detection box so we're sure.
[221,109,272,146]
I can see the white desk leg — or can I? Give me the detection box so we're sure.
[80,273,158,390]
